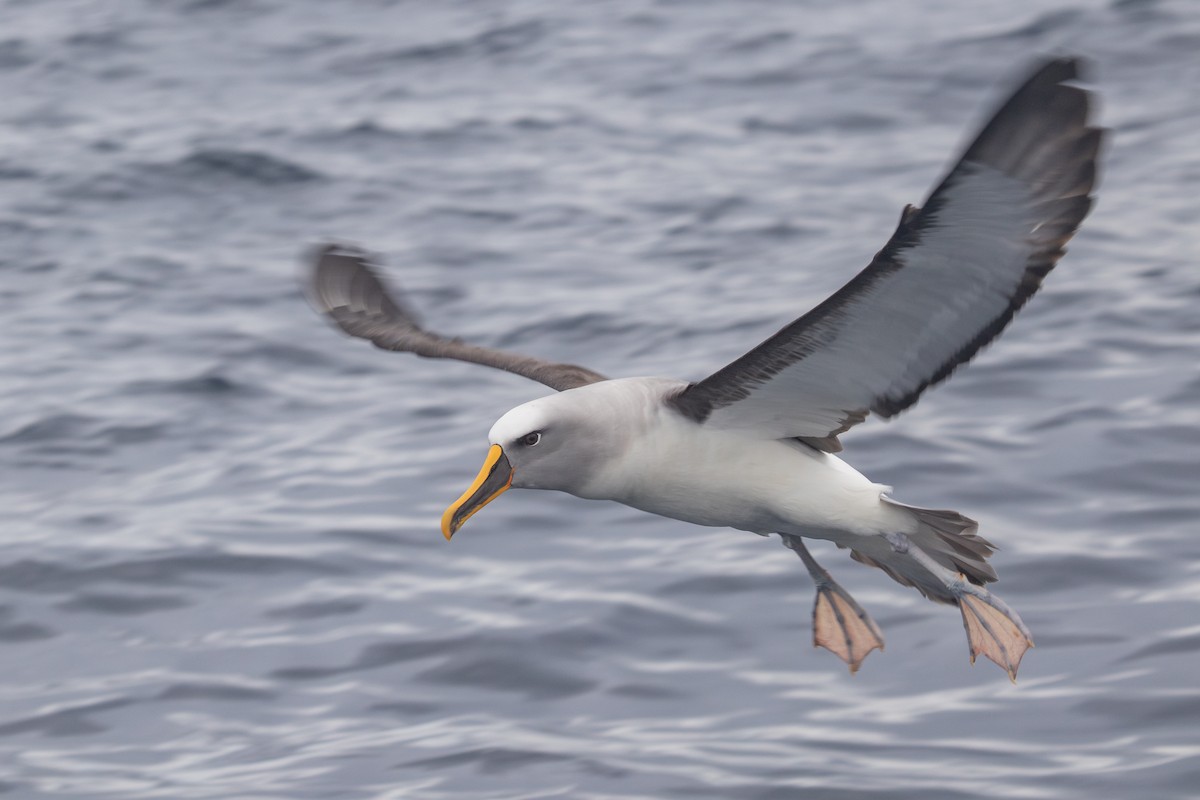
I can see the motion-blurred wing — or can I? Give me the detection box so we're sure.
[307,245,607,392]
[669,57,1104,451]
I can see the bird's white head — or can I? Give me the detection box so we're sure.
[440,378,675,540]
[439,390,611,539]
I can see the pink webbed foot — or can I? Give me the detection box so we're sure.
[812,579,886,674]
[957,581,1034,681]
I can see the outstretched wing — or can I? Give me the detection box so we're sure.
[307,244,607,392]
[669,57,1104,451]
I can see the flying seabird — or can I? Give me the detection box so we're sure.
[307,57,1103,679]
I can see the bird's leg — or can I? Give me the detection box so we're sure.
[782,535,885,674]
[885,532,1033,681]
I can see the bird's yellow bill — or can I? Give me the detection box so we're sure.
[441,444,513,540]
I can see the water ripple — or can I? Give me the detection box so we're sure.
[0,1,1196,798]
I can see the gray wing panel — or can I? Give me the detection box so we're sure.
[670,57,1103,447]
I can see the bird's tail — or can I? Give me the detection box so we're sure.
[845,498,997,603]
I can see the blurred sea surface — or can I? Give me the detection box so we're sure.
[2,0,1199,797]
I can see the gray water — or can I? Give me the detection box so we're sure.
[2,1,1199,798]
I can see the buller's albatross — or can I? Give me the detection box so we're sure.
[307,57,1103,679]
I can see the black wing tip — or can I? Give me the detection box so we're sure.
[308,240,373,284]
[304,241,416,332]
[306,241,371,311]
[310,241,369,262]
[1012,55,1098,96]
[1024,54,1084,85]
[965,56,1101,159]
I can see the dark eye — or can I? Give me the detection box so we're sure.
[520,431,542,447]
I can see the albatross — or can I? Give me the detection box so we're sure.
[307,57,1103,679]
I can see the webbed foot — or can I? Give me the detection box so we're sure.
[956,580,1034,681]
[812,579,886,674]
[782,535,886,673]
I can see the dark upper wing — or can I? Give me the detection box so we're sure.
[669,57,1104,451]
[306,244,607,392]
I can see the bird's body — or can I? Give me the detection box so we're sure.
[499,377,901,542]
[306,57,1105,678]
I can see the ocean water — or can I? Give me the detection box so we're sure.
[2,0,1199,797]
